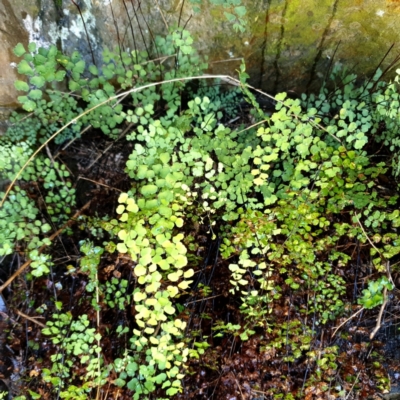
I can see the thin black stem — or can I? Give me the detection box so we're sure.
[359,43,394,98]
[322,40,341,92]
[71,0,96,66]
[131,0,151,58]
[137,0,164,80]
[109,0,126,70]
[178,0,186,28]
[121,0,138,64]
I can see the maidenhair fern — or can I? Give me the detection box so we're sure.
[4,21,400,398]
[188,0,247,32]
[189,78,242,120]
[0,140,73,256]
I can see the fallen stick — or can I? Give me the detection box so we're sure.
[14,309,46,328]
[370,287,388,339]
[0,200,91,294]
[331,306,365,338]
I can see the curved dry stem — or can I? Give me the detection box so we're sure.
[331,306,365,338]
[0,200,91,294]
[0,74,235,207]
[1,72,341,208]
[354,212,383,257]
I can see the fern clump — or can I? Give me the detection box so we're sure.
[3,24,400,398]
[189,78,242,120]
[0,140,74,257]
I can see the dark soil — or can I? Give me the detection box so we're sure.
[1,118,400,400]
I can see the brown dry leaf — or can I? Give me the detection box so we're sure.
[113,270,122,278]
[103,264,115,275]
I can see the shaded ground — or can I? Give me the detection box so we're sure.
[1,108,400,400]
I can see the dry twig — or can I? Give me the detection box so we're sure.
[331,306,365,338]
[0,200,91,294]
[77,176,122,192]
[0,75,244,208]
[370,286,388,339]
[14,309,46,328]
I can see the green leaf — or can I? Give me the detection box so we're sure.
[175,255,187,269]
[166,387,180,396]
[69,80,81,91]
[175,218,184,228]
[14,43,26,57]
[135,265,147,276]
[117,243,127,253]
[183,269,194,278]
[134,291,147,302]
[167,285,179,297]
[14,80,29,91]
[160,152,171,164]
[28,89,42,100]
[18,97,36,112]
[159,205,172,218]
[73,60,86,74]
[28,43,37,53]
[141,185,158,197]
[164,305,175,315]
[43,70,55,82]
[234,6,247,17]
[126,199,138,213]
[89,64,98,75]
[28,390,41,399]
[41,223,51,233]
[224,11,236,22]
[55,70,66,82]
[114,378,126,388]
[119,192,129,203]
[116,205,125,214]
[158,259,170,270]
[17,60,34,76]
[30,75,46,88]
[168,271,182,282]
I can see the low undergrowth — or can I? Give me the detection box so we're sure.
[1,25,400,400]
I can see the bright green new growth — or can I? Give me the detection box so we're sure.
[3,18,400,399]
[188,0,247,32]
[0,140,73,258]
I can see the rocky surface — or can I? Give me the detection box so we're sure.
[2,0,400,125]
[0,0,400,128]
